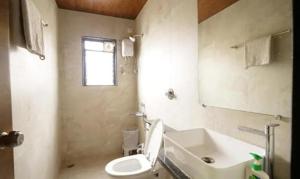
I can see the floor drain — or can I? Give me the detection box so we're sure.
[67,164,75,168]
[201,157,215,164]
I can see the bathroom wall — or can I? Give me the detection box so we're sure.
[9,0,61,179]
[135,0,291,179]
[198,0,292,118]
[135,0,199,140]
[58,9,137,164]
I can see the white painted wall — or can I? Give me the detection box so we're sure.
[9,0,61,178]
[198,0,292,118]
[135,0,291,179]
[58,9,138,164]
[135,0,199,130]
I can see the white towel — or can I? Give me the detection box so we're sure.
[244,35,272,69]
[21,0,45,60]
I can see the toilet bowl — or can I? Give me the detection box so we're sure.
[105,119,164,178]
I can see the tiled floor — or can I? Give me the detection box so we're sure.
[58,155,120,179]
[58,155,173,179]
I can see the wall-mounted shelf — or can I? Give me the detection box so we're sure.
[201,103,290,123]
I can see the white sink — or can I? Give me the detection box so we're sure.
[163,128,265,179]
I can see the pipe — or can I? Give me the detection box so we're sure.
[264,123,280,179]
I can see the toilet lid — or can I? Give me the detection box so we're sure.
[143,119,164,167]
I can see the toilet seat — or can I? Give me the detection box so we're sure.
[105,154,152,176]
[105,119,164,177]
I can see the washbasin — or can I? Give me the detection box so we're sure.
[163,128,265,179]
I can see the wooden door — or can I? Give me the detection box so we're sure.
[0,0,14,178]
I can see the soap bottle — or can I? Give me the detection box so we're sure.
[245,153,269,179]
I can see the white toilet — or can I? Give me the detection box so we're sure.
[105,119,164,179]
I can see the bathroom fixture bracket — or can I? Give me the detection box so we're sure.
[130,111,152,130]
[165,89,176,100]
[238,123,280,179]
[129,34,143,42]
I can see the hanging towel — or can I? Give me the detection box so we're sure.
[244,35,272,69]
[21,0,45,60]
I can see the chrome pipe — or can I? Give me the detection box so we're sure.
[265,125,271,177]
[264,123,279,179]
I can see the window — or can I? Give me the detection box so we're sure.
[82,37,117,86]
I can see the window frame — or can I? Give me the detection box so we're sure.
[81,36,117,86]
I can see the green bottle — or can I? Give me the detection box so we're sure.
[247,153,269,179]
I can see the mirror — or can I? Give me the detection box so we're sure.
[197,0,293,117]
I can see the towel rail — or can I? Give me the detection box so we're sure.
[231,29,291,49]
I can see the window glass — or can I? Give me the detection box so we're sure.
[84,41,103,51]
[82,38,116,86]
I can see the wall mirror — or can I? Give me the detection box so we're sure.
[197,0,293,118]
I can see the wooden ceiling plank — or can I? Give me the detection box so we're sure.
[198,0,239,23]
[56,0,238,22]
[55,0,147,19]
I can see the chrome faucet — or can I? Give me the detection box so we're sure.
[238,122,280,179]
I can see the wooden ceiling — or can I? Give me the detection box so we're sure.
[198,0,239,23]
[55,0,148,19]
[55,0,239,22]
